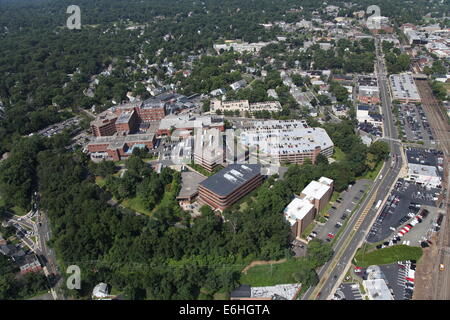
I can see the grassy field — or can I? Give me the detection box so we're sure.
[353,245,423,268]
[240,258,302,287]
[358,160,383,181]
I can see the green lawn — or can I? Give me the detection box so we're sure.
[240,258,302,287]
[121,196,152,216]
[353,245,423,268]
[332,147,346,162]
[301,221,316,239]
[358,161,383,181]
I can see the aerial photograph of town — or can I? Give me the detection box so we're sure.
[0,0,449,313]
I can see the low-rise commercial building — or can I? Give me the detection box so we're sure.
[357,76,380,105]
[406,163,441,188]
[357,104,383,127]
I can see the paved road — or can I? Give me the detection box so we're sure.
[302,36,403,300]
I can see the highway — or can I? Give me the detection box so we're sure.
[302,36,404,300]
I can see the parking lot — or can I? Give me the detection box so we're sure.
[36,116,81,138]
[334,283,363,300]
[307,179,371,244]
[398,103,435,147]
[354,261,417,300]
[367,178,440,244]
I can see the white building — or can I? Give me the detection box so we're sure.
[363,279,394,300]
[407,163,441,188]
[284,197,315,238]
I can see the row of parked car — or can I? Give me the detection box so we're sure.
[398,260,416,300]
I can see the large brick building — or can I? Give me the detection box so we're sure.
[88,133,156,161]
[198,164,262,211]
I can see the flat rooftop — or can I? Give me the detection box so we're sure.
[389,73,421,101]
[301,179,332,200]
[177,171,207,199]
[240,120,334,155]
[284,197,315,225]
[89,133,155,148]
[159,114,224,131]
[199,163,261,197]
[116,110,135,124]
[408,163,439,177]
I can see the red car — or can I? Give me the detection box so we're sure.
[327,233,335,239]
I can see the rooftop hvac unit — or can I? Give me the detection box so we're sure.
[230,169,243,177]
[241,165,252,171]
[224,173,237,183]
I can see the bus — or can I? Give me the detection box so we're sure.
[375,200,382,210]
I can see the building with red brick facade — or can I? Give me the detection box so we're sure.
[198,164,262,211]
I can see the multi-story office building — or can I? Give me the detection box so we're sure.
[198,164,263,210]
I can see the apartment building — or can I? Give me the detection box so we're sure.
[284,177,334,239]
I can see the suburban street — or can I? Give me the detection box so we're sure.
[4,194,64,300]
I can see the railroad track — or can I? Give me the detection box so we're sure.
[415,79,450,300]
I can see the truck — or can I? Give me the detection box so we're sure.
[440,264,445,271]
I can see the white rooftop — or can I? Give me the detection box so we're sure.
[284,198,315,225]
[408,163,439,177]
[251,283,301,300]
[319,176,333,186]
[240,120,334,155]
[363,279,394,300]
[301,179,332,200]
